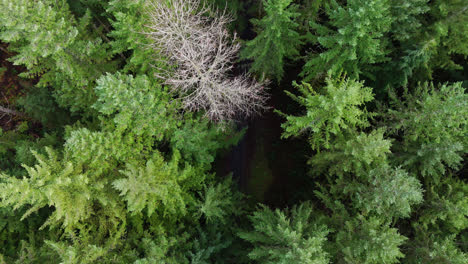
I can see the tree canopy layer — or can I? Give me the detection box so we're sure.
[0,0,466,263]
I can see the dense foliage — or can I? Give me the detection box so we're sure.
[0,0,466,263]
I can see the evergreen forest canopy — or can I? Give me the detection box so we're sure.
[0,0,467,263]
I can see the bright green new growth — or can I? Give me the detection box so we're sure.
[113,151,200,217]
[0,124,147,231]
[280,76,374,150]
[241,0,302,81]
[94,72,176,140]
[107,0,155,73]
[0,0,115,112]
[0,147,121,230]
[239,202,329,264]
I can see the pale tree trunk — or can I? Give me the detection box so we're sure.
[0,105,24,117]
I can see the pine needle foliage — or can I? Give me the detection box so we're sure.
[426,0,468,70]
[241,0,302,81]
[301,0,392,80]
[311,131,423,219]
[0,0,116,112]
[385,0,468,87]
[93,72,244,167]
[341,164,423,218]
[196,176,243,224]
[335,216,407,264]
[389,0,429,42]
[113,151,202,218]
[309,129,391,177]
[0,147,117,229]
[0,0,467,262]
[405,234,468,264]
[416,176,468,234]
[239,202,330,264]
[107,0,155,74]
[384,82,468,179]
[45,240,108,264]
[93,72,177,141]
[280,76,374,151]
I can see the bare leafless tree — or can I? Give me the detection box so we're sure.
[145,0,267,121]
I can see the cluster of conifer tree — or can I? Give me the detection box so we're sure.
[0,0,466,263]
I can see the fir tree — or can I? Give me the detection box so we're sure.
[279,76,374,151]
[389,0,429,42]
[1,0,467,262]
[93,72,177,141]
[239,202,330,264]
[308,129,391,177]
[426,0,468,71]
[196,176,243,224]
[334,216,407,264]
[241,0,302,81]
[107,0,155,74]
[113,151,203,218]
[405,233,467,264]
[384,82,468,179]
[386,0,468,87]
[310,130,423,219]
[0,0,116,113]
[301,0,392,80]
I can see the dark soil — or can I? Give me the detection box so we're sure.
[217,64,316,208]
[0,43,28,131]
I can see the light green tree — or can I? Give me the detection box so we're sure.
[0,0,116,112]
[279,76,374,151]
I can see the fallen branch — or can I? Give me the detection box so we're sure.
[0,105,25,117]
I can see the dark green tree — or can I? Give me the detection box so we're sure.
[301,0,392,80]
[241,0,302,81]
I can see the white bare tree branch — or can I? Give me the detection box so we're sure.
[0,105,23,116]
[145,0,267,121]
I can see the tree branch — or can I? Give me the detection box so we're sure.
[0,105,25,117]
[145,0,267,121]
